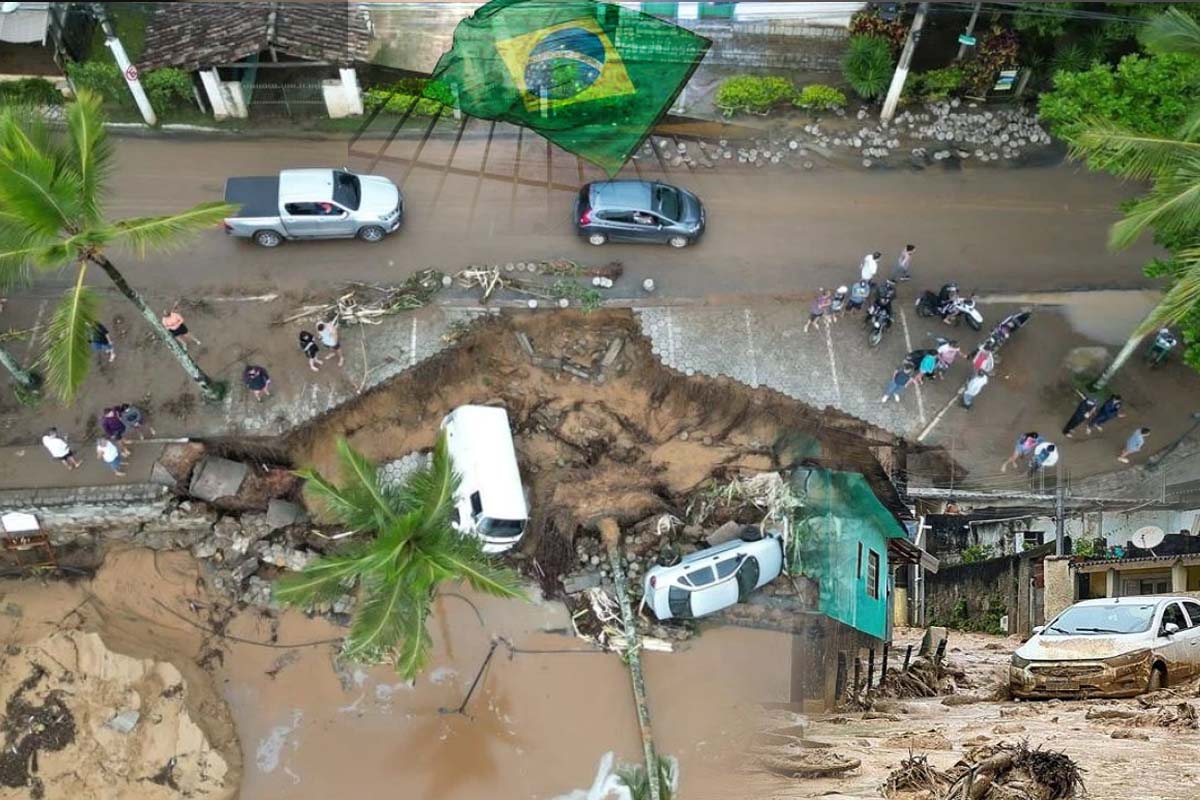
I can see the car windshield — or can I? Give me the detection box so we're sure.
[480,517,524,538]
[333,171,361,210]
[1047,603,1156,635]
[653,185,681,222]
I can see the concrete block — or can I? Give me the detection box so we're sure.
[266,499,307,531]
[229,557,260,584]
[149,461,177,488]
[600,337,625,369]
[515,331,535,357]
[189,457,248,503]
[106,710,140,734]
[562,572,602,595]
[918,626,948,658]
[706,520,747,547]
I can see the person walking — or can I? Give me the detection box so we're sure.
[161,302,201,350]
[881,368,913,404]
[90,321,115,364]
[1118,427,1151,464]
[860,251,881,283]
[41,428,81,470]
[316,318,343,367]
[892,244,916,281]
[1030,441,1059,474]
[1062,394,1097,438]
[971,346,995,376]
[961,370,989,408]
[847,279,871,314]
[1087,394,1124,434]
[937,339,962,370]
[118,403,155,439]
[1002,432,1041,473]
[243,365,271,401]
[298,330,322,372]
[96,437,126,476]
[100,407,131,456]
[804,289,832,333]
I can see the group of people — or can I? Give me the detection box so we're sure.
[1062,393,1151,463]
[41,403,153,477]
[804,245,916,333]
[1001,432,1059,475]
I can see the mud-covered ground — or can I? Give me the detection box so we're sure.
[288,309,905,591]
[732,630,1200,800]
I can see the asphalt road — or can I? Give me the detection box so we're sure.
[67,129,1162,300]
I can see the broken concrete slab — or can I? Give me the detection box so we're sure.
[919,626,948,658]
[149,461,177,488]
[266,499,307,531]
[189,457,248,503]
[706,520,747,547]
[229,557,260,584]
[515,331,534,357]
[106,710,140,734]
[562,572,603,595]
[601,337,625,368]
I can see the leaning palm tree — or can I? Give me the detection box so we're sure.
[0,342,41,396]
[0,92,234,403]
[1070,8,1200,385]
[274,435,525,679]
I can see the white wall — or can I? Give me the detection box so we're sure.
[733,2,864,25]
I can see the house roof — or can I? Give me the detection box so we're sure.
[139,2,372,71]
[1072,551,1200,573]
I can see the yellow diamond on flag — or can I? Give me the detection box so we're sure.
[495,17,635,113]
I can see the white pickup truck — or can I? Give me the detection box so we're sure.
[222,169,403,247]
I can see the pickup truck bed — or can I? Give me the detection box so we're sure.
[224,177,280,218]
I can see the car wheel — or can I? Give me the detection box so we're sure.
[358,225,386,243]
[253,230,282,248]
[587,232,607,246]
[1147,665,1166,692]
[668,235,689,249]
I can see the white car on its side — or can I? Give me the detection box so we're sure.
[1010,595,1200,698]
[641,528,785,621]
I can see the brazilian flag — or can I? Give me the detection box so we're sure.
[424,0,710,175]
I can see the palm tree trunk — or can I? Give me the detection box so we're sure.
[599,517,662,800]
[0,343,40,393]
[88,253,225,401]
[1094,332,1144,390]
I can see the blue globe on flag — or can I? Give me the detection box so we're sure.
[523,27,606,101]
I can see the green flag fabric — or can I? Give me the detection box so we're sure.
[425,0,710,175]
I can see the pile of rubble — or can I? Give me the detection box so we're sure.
[882,741,1085,800]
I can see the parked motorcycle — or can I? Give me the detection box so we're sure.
[1145,328,1178,367]
[866,299,893,347]
[942,294,983,331]
[984,310,1032,350]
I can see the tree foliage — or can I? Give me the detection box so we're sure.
[714,75,795,116]
[962,27,1021,95]
[842,36,893,101]
[274,435,525,678]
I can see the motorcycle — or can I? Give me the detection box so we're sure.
[984,310,1032,350]
[915,282,956,319]
[866,299,893,347]
[942,294,983,331]
[1145,328,1177,367]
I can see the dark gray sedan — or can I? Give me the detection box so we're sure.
[574,180,705,248]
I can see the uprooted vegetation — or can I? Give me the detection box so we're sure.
[286,310,904,597]
[882,741,1085,800]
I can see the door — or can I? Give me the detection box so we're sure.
[282,202,324,237]
[321,203,357,236]
[1158,602,1191,680]
[736,556,760,601]
[686,564,737,616]
[1181,600,1200,678]
[597,211,646,241]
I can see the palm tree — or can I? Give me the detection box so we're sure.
[0,342,41,395]
[0,92,234,403]
[1070,8,1200,386]
[274,435,525,679]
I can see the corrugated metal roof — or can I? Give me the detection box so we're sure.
[139,2,371,71]
[0,3,49,45]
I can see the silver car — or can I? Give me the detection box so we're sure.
[1010,595,1200,698]
[641,529,784,621]
[574,180,705,248]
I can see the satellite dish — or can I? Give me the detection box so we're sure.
[1131,525,1165,552]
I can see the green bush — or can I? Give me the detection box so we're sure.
[912,66,963,100]
[793,83,847,110]
[962,27,1020,95]
[66,61,126,105]
[961,543,994,564]
[1038,52,1200,140]
[714,75,795,116]
[842,36,893,101]
[363,88,446,117]
[142,68,194,112]
[0,78,63,106]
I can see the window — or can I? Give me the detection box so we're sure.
[284,202,319,216]
[687,566,715,586]
[1183,601,1200,629]
[469,491,483,517]
[866,550,880,599]
[715,556,740,579]
[1162,602,1187,633]
[856,542,863,579]
[653,185,681,221]
[332,171,361,210]
[600,211,636,224]
[1048,603,1156,635]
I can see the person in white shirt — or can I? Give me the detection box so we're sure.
[961,371,988,408]
[1030,441,1059,473]
[42,428,81,470]
[893,243,915,281]
[96,437,126,476]
[860,251,881,282]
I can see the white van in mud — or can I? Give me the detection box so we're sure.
[440,405,528,554]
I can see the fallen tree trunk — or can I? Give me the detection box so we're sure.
[599,516,661,800]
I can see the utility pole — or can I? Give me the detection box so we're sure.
[91,3,157,126]
[1054,484,1066,556]
[881,2,929,123]
[955,0,982,61]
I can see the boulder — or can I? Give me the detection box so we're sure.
[1063,346,1110,379]
[918,625,948,658]
[189,457,248,503]
[706,520,746,547]
[266,499,308,531]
